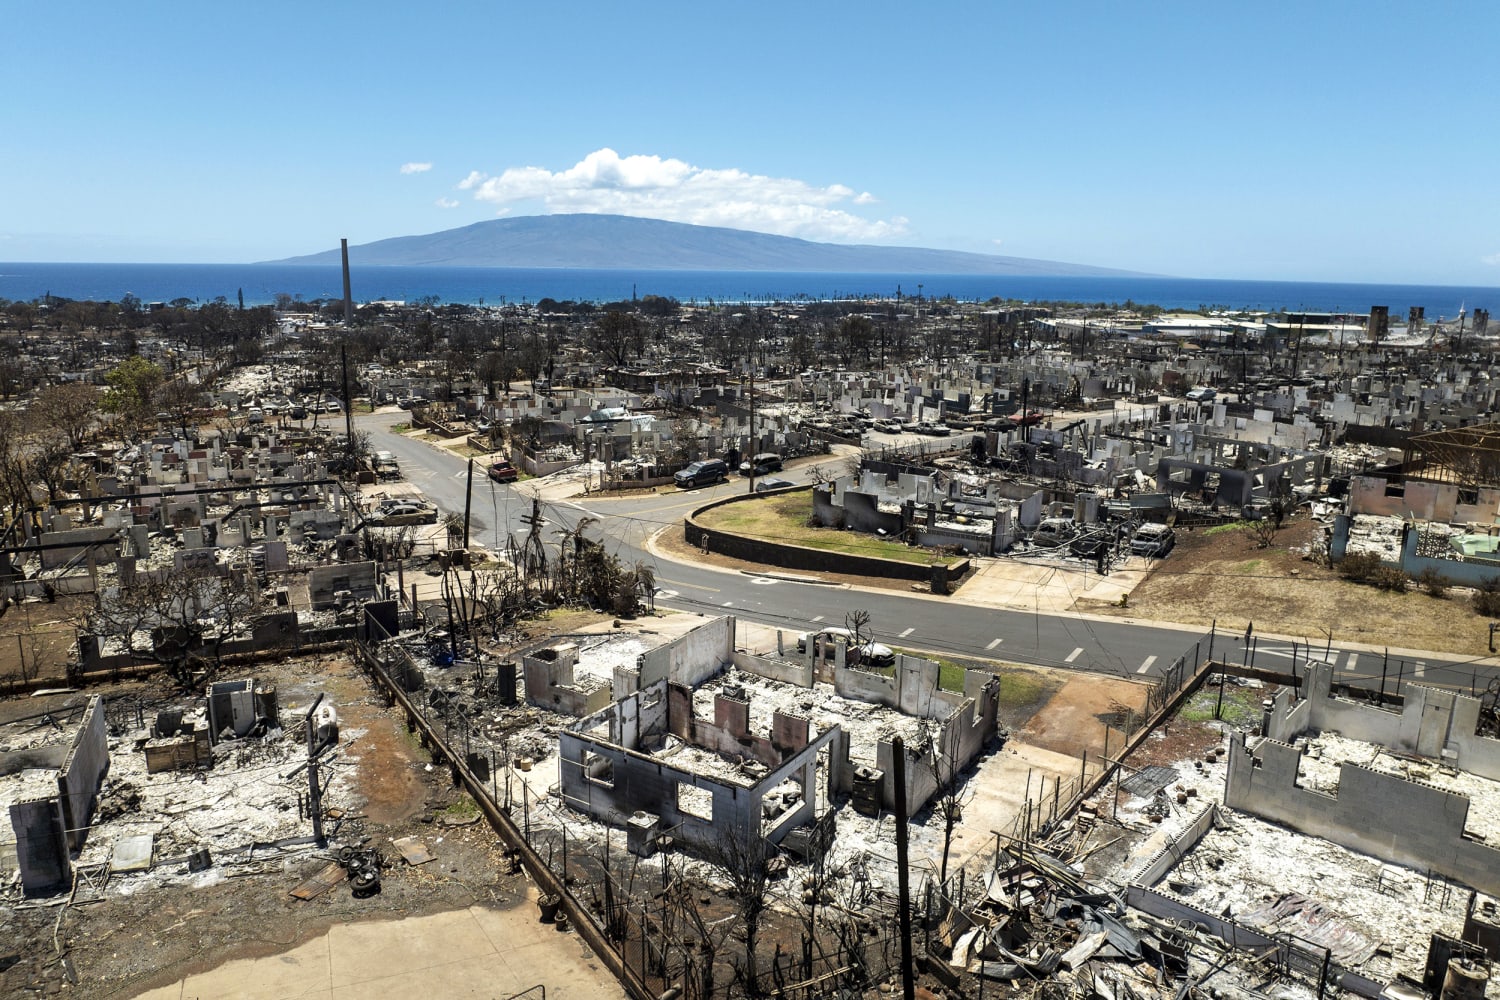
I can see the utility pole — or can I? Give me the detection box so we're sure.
[303,693,329,847]
[746,368,756,494]
[341,344,354,467]
[462,458,474,550]
[891,736,916,1000]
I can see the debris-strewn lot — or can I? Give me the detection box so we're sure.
[1091,516,1496,656]
[0,654,524,1000]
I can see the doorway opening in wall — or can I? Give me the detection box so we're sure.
[678,782,713,822]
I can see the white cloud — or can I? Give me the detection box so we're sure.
[991,238,1005,247]
[435,197,459,209]
[463,148,905,242]
[400,162,433,175]
[1482,252,1500,266]
[853,191,878,205]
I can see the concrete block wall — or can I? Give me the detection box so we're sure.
[666,684,791,769]
[56,697,108,851]
[873,676,1000,813]
[1225,734,1500,895]
[558,724,837,854]
[831,654,944,717]
[9,798,69,896]
[1265,662,1500,780]
[731,648,813,687]
[308,561,378,610]
[1400,529,1500,589]
[1128,803,1219,887]
[637,615,734,689]
[522,644,611,717]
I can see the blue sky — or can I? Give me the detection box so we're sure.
[4,1,1498,284]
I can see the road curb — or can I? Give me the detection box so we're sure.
[738,569,839,586]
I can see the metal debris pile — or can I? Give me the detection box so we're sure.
[928,837,1322,1000]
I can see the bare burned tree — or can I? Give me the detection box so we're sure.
[698,824,773,995]
[845,609,872,649]
[919,716,974,884]
[30,383,102,451]
[91,562,264,686]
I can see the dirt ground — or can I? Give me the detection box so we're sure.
[0,654,528,1000]
[1089,514,1498,657]
[1013,674,1154,760]
[0,595,86,688]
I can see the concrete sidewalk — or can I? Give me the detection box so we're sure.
[130,889,627,1000]
[956,554,1150,613]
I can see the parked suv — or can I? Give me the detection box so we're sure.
[738,452,783,476]
[674,459,729,489]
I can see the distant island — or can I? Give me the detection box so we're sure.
[265,214,1147,277]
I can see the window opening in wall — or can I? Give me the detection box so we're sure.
[583,751,614,787]
[678,781,713,821]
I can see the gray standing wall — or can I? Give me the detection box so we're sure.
[731,648,812,687]
[558,732,753,851]
[307,560,378,609]
[9,799,68,895]
[1264,662,1500,780]
[833,655,952,719]
[637,615,734,688]
[1399,529,1500,588]
[873,675,1000,812]
[1224,735,1500,896]
[57,697,108,851]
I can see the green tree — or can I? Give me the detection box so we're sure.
[102,356,165,425]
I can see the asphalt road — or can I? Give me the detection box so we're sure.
[355,411,1500,696]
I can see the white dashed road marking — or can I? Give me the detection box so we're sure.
[986,638,1003,650]
[1064,647,1084,663]
[1137,655,1158,674]
[898,627,915,638]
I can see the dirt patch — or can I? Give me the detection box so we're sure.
[0,595,87,687]
[1091,515,1496,656]
[1015,674,1154,759]
[315,658,428,827]
[993,664,1063,731]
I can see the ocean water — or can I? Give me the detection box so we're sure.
[0,262,1494,316]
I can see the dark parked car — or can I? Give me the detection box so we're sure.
[674,459,729,489]
[754,477,795,492]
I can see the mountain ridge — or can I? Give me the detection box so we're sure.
[265,214,1148,277]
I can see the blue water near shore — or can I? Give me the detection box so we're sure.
[1,262,1495,315]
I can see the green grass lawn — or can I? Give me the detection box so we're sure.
[1179,683,1264,727]
[697,492,955,566]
